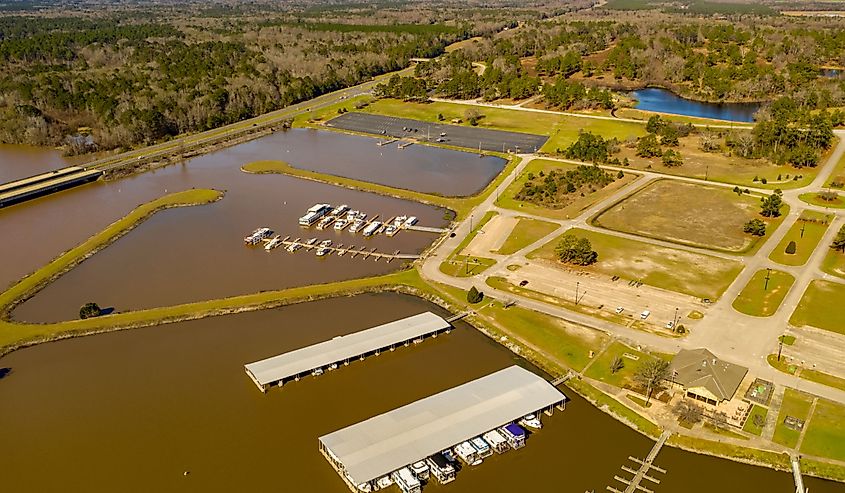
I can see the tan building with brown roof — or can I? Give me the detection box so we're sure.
[669,348,748,405]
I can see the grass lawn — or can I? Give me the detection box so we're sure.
[825,150,845,189]
[742,405,769,436]
[772,388,815,448]
[801,458,845,483]
[821,249,845,279]
[495,158,640,220]
[476,301,609,372]
[439,256,496,277]
[583,341,669,389]
[769,212,833,266]
[528,227,744,299]
[591,179,786,254]
[703,422,749,440]
[790,280,845,335]
[612,131,822,190]
[779,334,796,345]
[494,217,559,255]
[767,354,799,375]
[566,377,662,438]
[800,398,845,462]
[799,192,845,209]
[731,269,795,317]
[799,369,845,393]
[667,435,791,470]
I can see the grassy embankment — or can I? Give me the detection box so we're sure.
[591,179,788,255]
[790,280,845,335]
[801,399,845,463]
[767,354,845,393]
[495,158,641,220]
[494,217,559,255]
[769,211,833,266]
[528,227,743,300]
[731,269,795,317]
[772,388,815,448]
[439,211,498,277]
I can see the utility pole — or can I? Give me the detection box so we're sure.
[764,267,772,291]
[800,222,806,238]
[777,337,784,362]
[575,281,580,305]
[674,307,679,330]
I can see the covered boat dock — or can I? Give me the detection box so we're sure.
[244,312,452,392]
[318,365,567,491]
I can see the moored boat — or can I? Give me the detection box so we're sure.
[391,467,421,493]
[454,441,482,466]
[299,203,332,226]
[519,414,542,430]
[410,461,429,480]
[500,423,527,449]
[426,453,456,484]
[362,221,382,237]
[482,429,509,453]
[470,436,492,458]
[243,227,273,245]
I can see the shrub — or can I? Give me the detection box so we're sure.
[79,302,102,319]
[785,240,797,255]
[467,286,484,304]
[555,234,598,265]
[743,219,766,236]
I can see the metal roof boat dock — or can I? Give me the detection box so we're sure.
[244,312,452,392]
[318,365,566,491]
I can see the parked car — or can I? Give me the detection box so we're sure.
[640,310,650,320]
[615,307,624,314]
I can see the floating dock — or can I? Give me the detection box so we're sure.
[244,312,452,392]
[319,366,567,492]
[272,237,419,261]
[0,167,104,208]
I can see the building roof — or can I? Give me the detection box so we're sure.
[319,365,566,485]
[244,312,450,386]
[670,348,748,401]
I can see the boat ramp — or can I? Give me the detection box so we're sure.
[319,366,567,492]
[244,312,453,392]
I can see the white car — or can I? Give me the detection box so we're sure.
[640,310,650,320]
[615,307,624,314]
[666,321,675,329]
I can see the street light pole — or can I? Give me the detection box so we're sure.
[764,268,771,291]
[575,281,580,305]
[777,338,784,362]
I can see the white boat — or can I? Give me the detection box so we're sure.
[305,238,318,246]
[362,221,382,237]
[470,436,492,458]
[349,219,366,233]
[328,363,338,371]
[499,423,527,449]
[299,203,332,226]
[454,441,482,466]
[391,467,421,493]
[316,240,332,256]
[519,414,542,429]
[404,216,418,228]
[409,461,429,481]
[427,453,456,484]
[331,204,350,216]
[264,235,282,251]
[384,224,398,236]
[376,476,393,489]
[243,227,273,245]
[393,215,407,227]
[334,218,349,230]
[286,237,302,252]
[312,368,324,376]
[482,429,509,453]
[317,215,335,230]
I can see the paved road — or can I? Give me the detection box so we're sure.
[421,130,845,405]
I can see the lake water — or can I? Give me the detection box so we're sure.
[631,88,761,123]
[277,128,507,196]
[0,293,840,493]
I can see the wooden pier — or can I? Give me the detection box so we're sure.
[406,224,450,233]
[791,454,807,493]
[607,431,670,493]
[272,237,420,261]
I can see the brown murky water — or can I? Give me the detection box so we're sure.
[0,144,96,182]
[0,294,839,493]
[2,133,450,322]
[276,128,507,196]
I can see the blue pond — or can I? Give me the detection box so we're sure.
[631,87,761,123]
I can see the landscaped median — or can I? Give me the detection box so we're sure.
[769,211,834,266]
[731,269,795,317]
[438,210,498,277]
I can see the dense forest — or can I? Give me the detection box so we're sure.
[0,0,584,152]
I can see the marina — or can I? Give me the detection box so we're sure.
[318,365,567,492]
[299,202,428,239]
[244,312,453,392]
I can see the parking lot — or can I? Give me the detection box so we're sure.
[327,112,549,153]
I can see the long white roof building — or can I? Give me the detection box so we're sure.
[244,312,451,389]
[319,365,566,486]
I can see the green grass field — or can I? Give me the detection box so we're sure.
[732,269,795,317]
[592,179,785,254]
[439,255,496,277]
[742,405,768,436]
[798,192,845,209]
[799,369,845,393]
[769,213,832,266]
[825,151,845,189]
[790,280,845,335]
[528,227,744,299]
[583,341,669,389]
[800,399,845,462]
[476,302,609,372]
[494,217,559,255]
[495,159,640,220]
[821,249,845,279]
[772,388,815,449]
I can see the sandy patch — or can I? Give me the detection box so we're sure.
[463,215,519,256]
